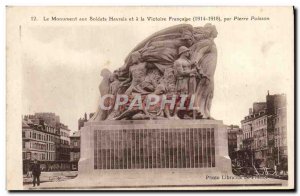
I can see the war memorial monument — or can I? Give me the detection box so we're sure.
[76,23,234,186]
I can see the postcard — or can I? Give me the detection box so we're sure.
[6,6,294,190]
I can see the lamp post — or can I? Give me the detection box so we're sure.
[277,145,280,165]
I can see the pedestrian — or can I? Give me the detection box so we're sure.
[31,159,41,187]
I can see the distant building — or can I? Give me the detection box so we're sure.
[71,112,95,170]
[22,117,60,174]
[78,113,88,131]
[227,125,241,161]
[22,113,72,173]
[34,112,60,128]
[89,113,95,119]
[56,123,71,170]
[236,129,243,151]
[267,93,288,172]
[238,92,287,172]
[70,131,81,171]
[71,112,94,170]
[241,102,268,167]
[78,112,94,130]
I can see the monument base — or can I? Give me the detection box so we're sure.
[78,119,232,186]
[32,172,287,190]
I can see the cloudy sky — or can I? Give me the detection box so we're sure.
[21,7,293,132]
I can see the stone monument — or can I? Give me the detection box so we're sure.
[78,23,232,186]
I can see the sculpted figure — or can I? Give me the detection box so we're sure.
[155,67,176,95]
[172,46,198,119]
[90,69,112,121]
[137,65,162,94]
[138,29,194,73]
[155,67,177,119]
[174,46,198,95]
[190,23,218,119]
[109,71,121,95]
[91,23,218,121]
[122,62,148,95]
[124,24,194,64]
[120,25,195,77]
[117,51,145,95]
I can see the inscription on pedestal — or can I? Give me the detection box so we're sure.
[94,128,215,169]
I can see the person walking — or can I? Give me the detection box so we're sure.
[31,159,41,187]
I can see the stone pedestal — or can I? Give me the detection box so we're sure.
[78,120,232,186]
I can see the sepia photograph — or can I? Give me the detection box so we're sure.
[6,6,294,190]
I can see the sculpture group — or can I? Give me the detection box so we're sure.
[91,23,218,121]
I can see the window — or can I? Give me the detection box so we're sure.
[74,153,79,159]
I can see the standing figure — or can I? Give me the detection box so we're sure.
[31,159,41,187]
[173,46,198,119]
[174,46,197,95]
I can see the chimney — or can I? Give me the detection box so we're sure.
[249,108,253,115]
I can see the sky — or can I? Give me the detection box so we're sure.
[21,7,293,132]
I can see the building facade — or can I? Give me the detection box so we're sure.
[70,131,81,171]
[227,125,241,163]
[238,93,287,173]
[22,117,60,174]
[56,123,71,170]
[22,113,72,173]
[267,94,288,173]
